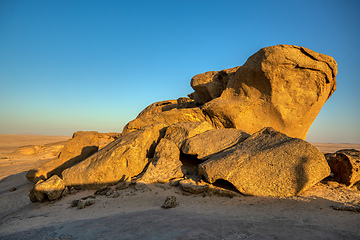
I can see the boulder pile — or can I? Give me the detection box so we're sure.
[28,45,344,202]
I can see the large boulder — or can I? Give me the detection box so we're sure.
[181,128,250,160]
[201,45,337,139]
[139,138,184,183]
[29,175,66,202]
[190,66,240,104]
[122,108,209,134]
[164,121,214,148]
[26,131,100,182]
[62,124,166,189]
[198,127,331,197]
[328,150,360,186]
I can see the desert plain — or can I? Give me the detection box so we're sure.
[0,134,359,240]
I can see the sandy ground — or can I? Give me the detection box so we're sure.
[0,134,359,240]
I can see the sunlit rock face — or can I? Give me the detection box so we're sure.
[26,45,338,201]
[201,45,337,139]
[62,124,167,189]
[198,127,331,197]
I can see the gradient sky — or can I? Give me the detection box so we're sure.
[0,0,359,143]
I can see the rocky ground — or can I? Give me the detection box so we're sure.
[0,135,359,240]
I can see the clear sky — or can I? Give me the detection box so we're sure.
[0,0,359,143]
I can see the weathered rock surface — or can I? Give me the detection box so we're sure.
[198,127,331,197]
[202,45,337,139]
[27,45,338,202]
[191,66,240,104]
[137,100,178,118]
[181,128,250,160]
[164,121,214,148]
[180,178,209,194]
[62,124,166,189]
[26,131,100,182]
[123,108,209,134]
[29,175,66,202]
[139,138,184,183]
[328,149,360,186]
[161,196,178,208]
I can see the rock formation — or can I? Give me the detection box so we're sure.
[198,127,331,197]
[139,138,184,183]
[182,128,250,160]
[202,45,337,139]
[26,131,117,183]
[61,124,166,188]
[327,149,360,186]
[27,45,340,201]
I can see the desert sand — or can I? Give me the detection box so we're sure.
[0,134,359,239]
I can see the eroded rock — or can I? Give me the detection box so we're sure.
[139,138,184,183]
[198,127,331,197]
[181,128,250,160]
[123,108,208,134]
[191,66,240,103]
[328,150,360,186]
[26,131,100,182]
[161,196,178,208]
[62,124,166,189]
[29,175,65,202]
[202,45,337,139]
[180,178,209,194]
[137,100,178,118]
[164,121,214,148]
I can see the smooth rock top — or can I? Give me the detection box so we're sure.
[198,127,331,197]
[182,128,250,160]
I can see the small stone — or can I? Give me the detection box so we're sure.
[9,187,16,192]
[71,200,80,207]
[155,183,171,190]
[162,196,177,209]
[169,178,182,187]
[116,181,131,190]
[134,182,150,192]
[81,195,96,200]
[108,191,120,198]
[180,179,209,194]
[105,189,115,196]
[94,186,110,195]
[77,199,95,209]
[61,187,69,197]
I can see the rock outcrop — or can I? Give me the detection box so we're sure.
[139,138,184,183]
[123,108,208,134]
[190,66,240,104]
[29,175,66,202]
[198,128,331,197]
[202,45,337,139]
[182,128,250,160]
[27,45,338,202]
[62,124,166,189]
[163,121,214,148]
[328,149,360,186]
[26,131,100,182]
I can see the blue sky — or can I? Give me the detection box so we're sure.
[0,0,359,143]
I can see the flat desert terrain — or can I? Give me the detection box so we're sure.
[0,134,359,239]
